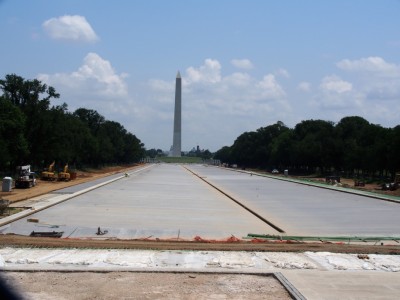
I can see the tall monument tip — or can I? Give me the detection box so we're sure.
[171,71,182,157]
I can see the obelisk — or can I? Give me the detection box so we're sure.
[171,71,182,157]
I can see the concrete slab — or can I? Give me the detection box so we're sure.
[1,164,278,239]
[1,248,400,300]
[281,270,400,300]
[186,165,400,236]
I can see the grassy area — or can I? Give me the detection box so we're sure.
[157,156,203,164]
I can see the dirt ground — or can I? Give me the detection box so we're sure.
[0,234,399,254]
[1,272,291,300]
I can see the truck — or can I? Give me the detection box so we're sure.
[15,165,37,188]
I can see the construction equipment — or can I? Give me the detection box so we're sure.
[58,163,70,181]
[41,161,57,181]
[382,173,400,191]
[15,165,37,188]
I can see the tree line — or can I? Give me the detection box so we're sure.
[214,118,400,179]
[0,74,145,172]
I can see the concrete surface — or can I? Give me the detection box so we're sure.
[281,270,400,300]
[1,164,278,239]
[2,163,400,238]
[186,165,400,236]
[1,248,400,300]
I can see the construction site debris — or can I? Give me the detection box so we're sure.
[30,231,64,238]
[96,227,108,235]
[27,218,39,223]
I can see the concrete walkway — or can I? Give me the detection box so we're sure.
[1,247,400,300]
[282,270,400,300]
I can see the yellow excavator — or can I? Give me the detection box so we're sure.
[41,161,57,181]
[58,163,70,181]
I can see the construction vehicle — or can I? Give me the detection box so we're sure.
[15,165,37,188]
[41,161,57,181]
[58,163,70,181]
[382,173,400,191]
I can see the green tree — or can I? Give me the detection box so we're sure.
[269,129,294,170]
[73,108,105,135]
[0,96,28,169]
[0,74,61,166]
[292,119,337,174]
[214,146,232,163]
[335,116,371,174]
[0,74,59,109]
[387,125,400,179]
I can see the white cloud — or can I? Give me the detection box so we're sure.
[336,56,400,102]
[297,81,311,92]
[42,15,99,42]
[222,72,252,88]
[275,68,290,78]
[231,59,254,70]
[256,74,286,99]
[320,75,352,93]
[308,75,358,111]
[337,56,399,76]
[308,57,400,123]
[185,59,222,84]
[37,52,128,110]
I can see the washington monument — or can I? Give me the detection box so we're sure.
[171,71,182,157]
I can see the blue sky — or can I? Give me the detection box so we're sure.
[1,0,400,151]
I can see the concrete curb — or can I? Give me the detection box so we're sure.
[274,272,307,300]
[0,165,154,227]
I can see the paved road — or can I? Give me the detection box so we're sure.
[186,165,400,237]
[0,164,278,239]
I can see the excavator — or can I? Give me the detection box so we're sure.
[58,163,71,181]
[41,161,57,181]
